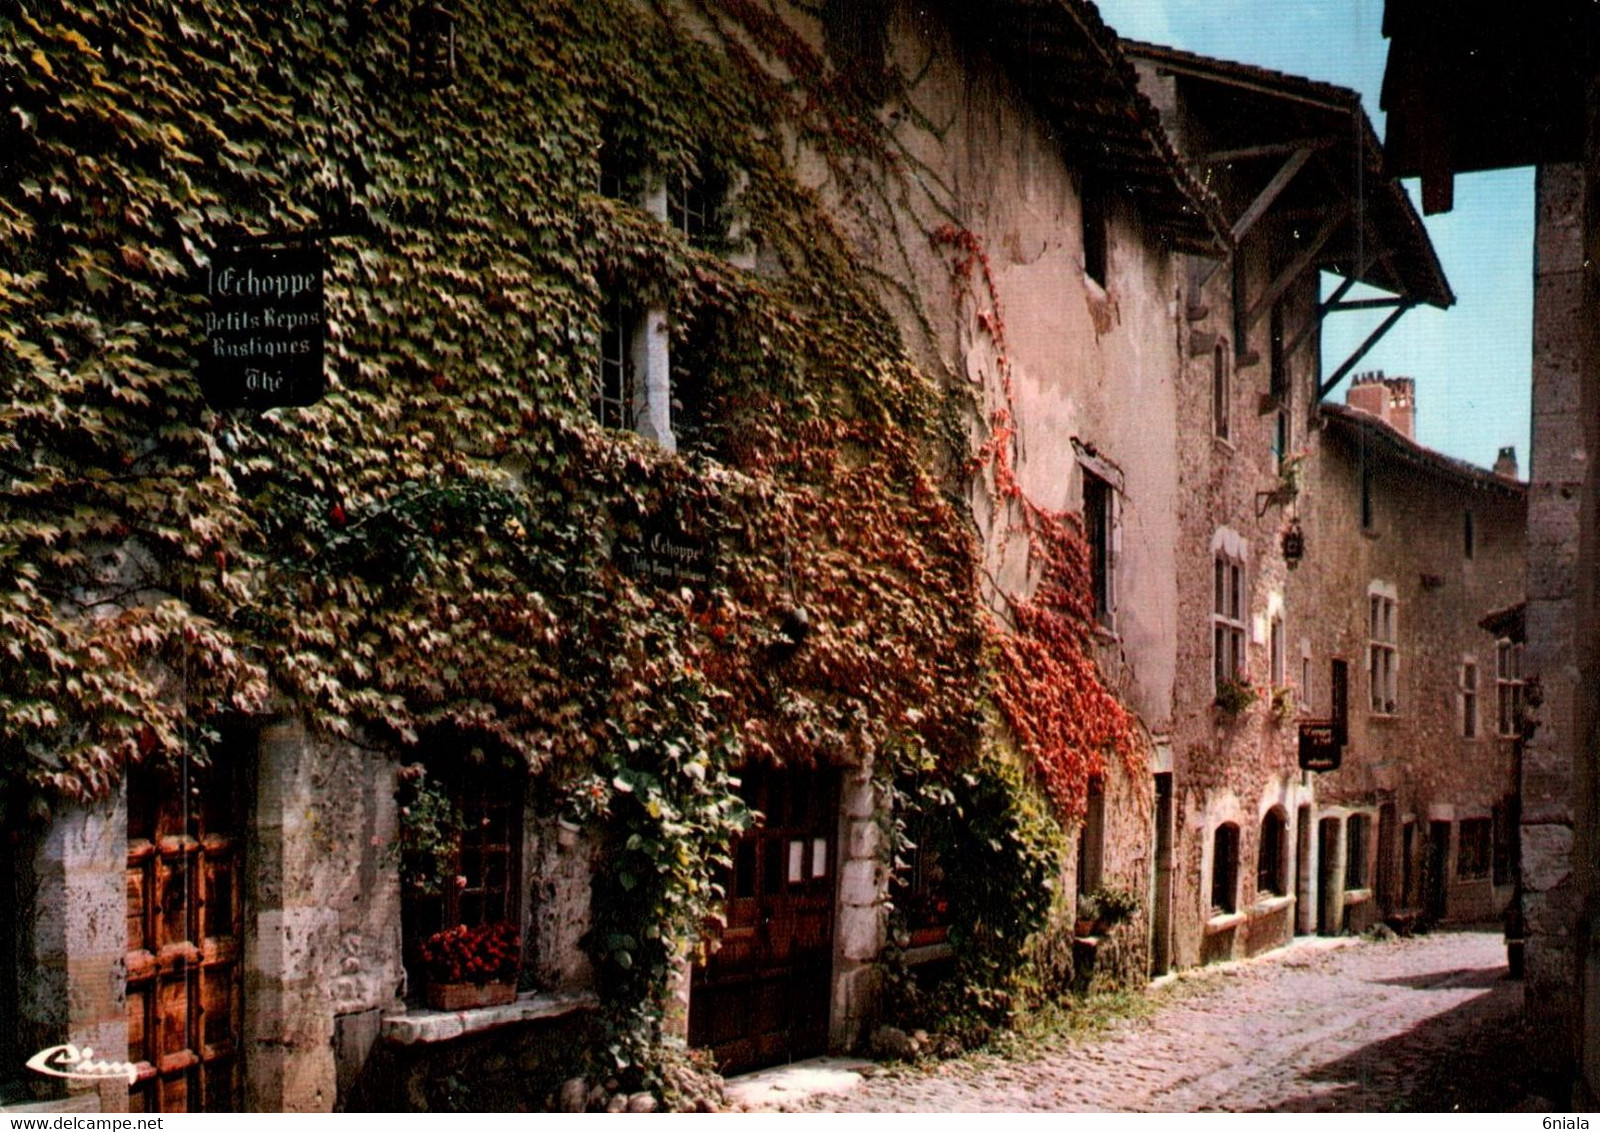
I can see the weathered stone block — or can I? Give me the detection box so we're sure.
[1523,824,1574,891]
[1525,884,1578,936]
[846,818,882,861]
[839,859,880,907]
[836,901,885,962]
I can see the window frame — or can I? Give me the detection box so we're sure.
[1345,813,1370,891]
[1211,822,1240,915]
[1257,808,1288,898]
[1461,658,1479,739]
[1497,639,1525,737]
[1213,553,1247,693]
[1212,341,1231,440]
[399,757,526,998]
[1368,588,1399,715]
[593,289,636,431]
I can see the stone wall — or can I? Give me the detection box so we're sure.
[1297,413,1524,930]
[13,799,128,1112]
[1525,162,1585,1060]
[245,719,404,1112]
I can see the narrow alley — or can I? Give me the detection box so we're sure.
[782,930,1557,1113]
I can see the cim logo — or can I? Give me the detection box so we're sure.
[25,1044,138,1085]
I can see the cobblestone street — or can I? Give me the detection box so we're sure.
[791,929,1562,1112]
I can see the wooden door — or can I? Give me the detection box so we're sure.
[689,765,838,1075]
[1425,821,1451,921]
[125,757,244,1112]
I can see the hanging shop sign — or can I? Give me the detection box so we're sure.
[1298,721,1342,772]
[199,241,326,409]
[618,525,717,589]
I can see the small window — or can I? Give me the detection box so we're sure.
[1462,660,1479,738]
[667,164,728,248]
[1464,509,1476,559]
[399,756,525,997]
[1213,554,1247,692]
[1211,822,1240,914]
[1497,640,1525,737]
[593,291,635,430]
[1082,176,1107,286]
[1369,591,1398,714]
[1458,817,1492,880]
[1084,470,1115,628]
[1345,814,1370,890]
[1258,809,1287,898]
[1213,342,1230,440]
[1300,647,1313,713]
[1273,407,1290,474]
[1269,615,1286,687]
[1361,465,1374,531]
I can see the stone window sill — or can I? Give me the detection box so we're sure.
[903,941,954,966]
[1204,910,1247,934]
[381,989,597,1046]
[1343,887,1374,905]
[1251,894,1294,916]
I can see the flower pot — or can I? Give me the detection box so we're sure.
[425,980,516,1011]
[556,819,580,849]
[1074,917,1097,938]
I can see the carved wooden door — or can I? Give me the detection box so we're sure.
[689,765,838,1075]
[125,758,244,1112]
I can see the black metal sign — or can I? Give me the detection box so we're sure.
[1298,721,1342,772]
[618,527,716,589]
[199,242,326,408]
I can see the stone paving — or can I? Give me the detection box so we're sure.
[787,928,1564,1112]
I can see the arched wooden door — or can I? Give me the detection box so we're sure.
[125,756,244,1112]
[689,765,839,1075]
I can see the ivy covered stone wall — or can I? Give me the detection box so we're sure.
[2,0,1177,1101]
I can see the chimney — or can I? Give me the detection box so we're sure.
[1346,371,1387,420]
[1494,446,1519,479]
[1387,377,1415,439]
[1344,371,1416,439]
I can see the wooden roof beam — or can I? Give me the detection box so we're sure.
[1243,202,1350,331]
[1317,301,1415,400]
[1194,136,1339,166]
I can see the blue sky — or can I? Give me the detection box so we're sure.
[1094,0,1534,473]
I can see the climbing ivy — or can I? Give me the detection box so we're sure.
[1,0,1142,1083]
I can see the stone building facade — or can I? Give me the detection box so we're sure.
[1123,45,1476,971]
[0,0,1227,1112]
[0,2,1536,1115]
[1296,384,1525,935]
[1379,7,1597,1098]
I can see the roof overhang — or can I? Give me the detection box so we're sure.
[1319,402,1526,495]
[1123,40,1453,311]
[1381,1,1587,211]
[930,0,1231,258]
